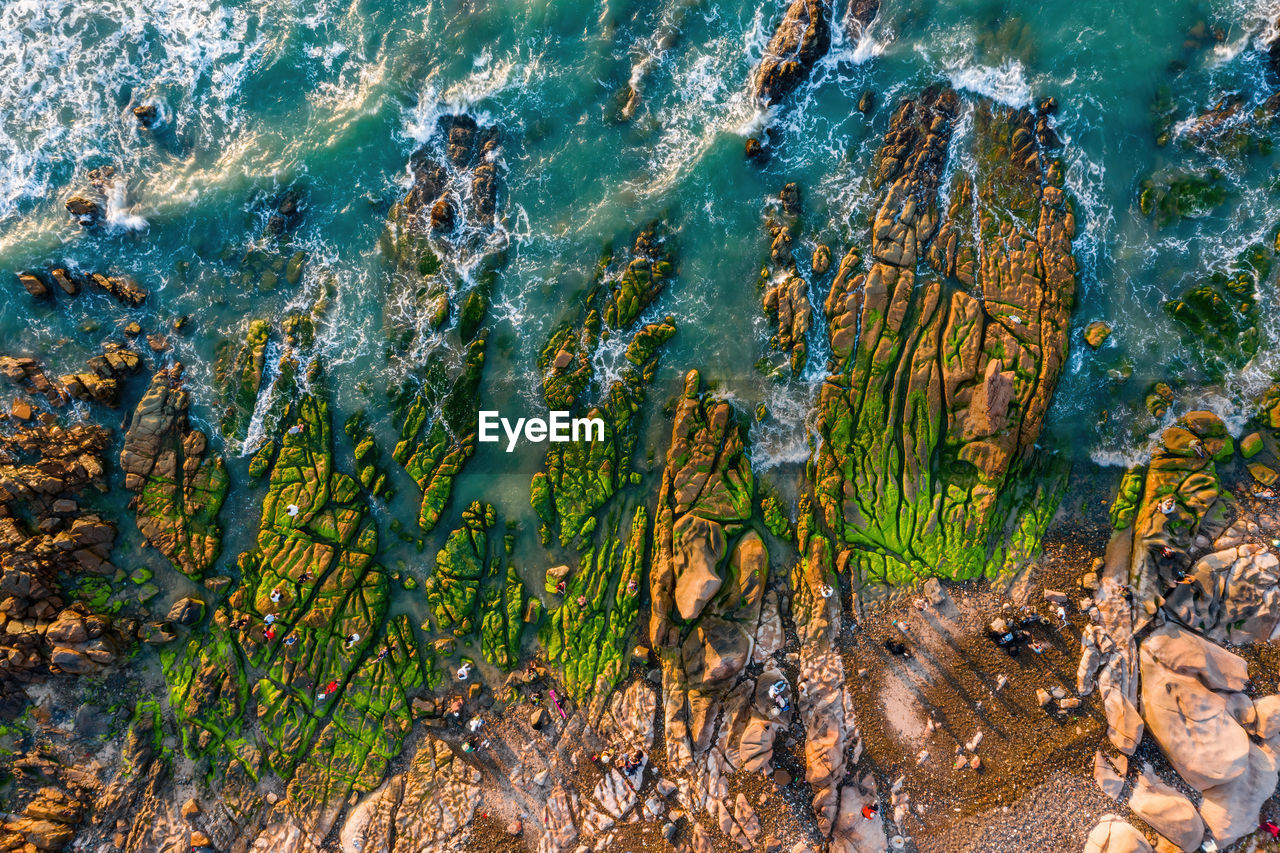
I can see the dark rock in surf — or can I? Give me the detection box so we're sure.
[17,272,50,300]
[843,0,880,40]
[133,104,159,128]
[447,114,478,166]
[65,196,102,227]
[431,198,457,232]
[266,188,305,236]
[780,182,802,217]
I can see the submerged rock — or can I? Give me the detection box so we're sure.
[383,114,506,535]
[1084,320,1112,347]
[531,223,676,549]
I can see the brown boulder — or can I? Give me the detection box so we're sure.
[1198,741,1279,846]
[681,616,751,687]
[671,514,725,621]
[1127,765,1203,851]
[1084,815,1153,853]
[1139,625,1250,791]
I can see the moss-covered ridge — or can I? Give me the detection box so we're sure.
[540,504,647,716]
[424,499,493,638]
[286,614,425,831]
[814,87,1077,586]
[383,114,506,534]
[1104,410,1234,622]
[165,385,424,812]
[423,501,530,671]
[121,365,229,579]
[392,329,488,533]
[1163,241,1271,377]
[531,223,677,549]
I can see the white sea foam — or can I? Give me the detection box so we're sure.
[0,0,262,223]
[103,181,149,232]
[947,59,1034,109]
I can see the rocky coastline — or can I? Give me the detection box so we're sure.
[4,8,1280,853]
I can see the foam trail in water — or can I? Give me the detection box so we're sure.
[103,182,149,231]
[948,59,1034,109]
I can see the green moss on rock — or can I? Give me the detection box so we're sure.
[540,506,647,711]
[423,501,494,636]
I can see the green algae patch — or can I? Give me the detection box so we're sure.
[344,410,393,499]
[163,384,404,793]
[393,333,488,532]
[1162,243,1265,377]
[285,614,425,829]
[214,319,272,444]
[531,223,679,550]
[122,366,229,579]
[540,505,647,713]
[424,500,494,636]
[813,91,1077,585]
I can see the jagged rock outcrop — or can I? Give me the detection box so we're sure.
[1078,575,1143,754]
[541,506,646,714]
[842,0,881,41]
[121,365,228,579]
[215,318,273,445]
[59,343,142,407]
[641,371,791,848]
[384,114,506,534]
[339,734,481,853]
[424,500,494,637]
[754,0,832,107]
[12,268,147,307]
[0,357,68,405]
[531,224,676,549]
[0,415,124,716]
[759,183,813,376]
[0,783,88,852]
[791,497,876,849]
[1080,409,1280,850]
[165,386,411,810]
[814,86,1076,585]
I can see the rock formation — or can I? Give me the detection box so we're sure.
[164,383,424,844]
[759,182,813,376]
[754,0,832,108]
[531,223,676,549]
[384,113,506,534]
[1078,410,1280,849]
[815,86,1076,585]
[0,407,126,717]
[59,343,142,407]
[121,365,229,579]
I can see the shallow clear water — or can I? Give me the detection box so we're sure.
[2,0,1280,591]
